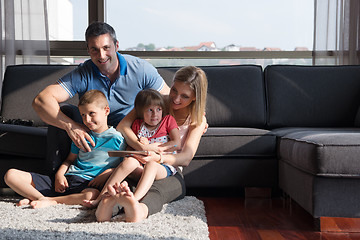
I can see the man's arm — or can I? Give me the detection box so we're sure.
[32,83,95,151]
[159,82,170,95]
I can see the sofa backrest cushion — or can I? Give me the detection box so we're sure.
[1,64,78,127]
[157,65,266,128]
[265,65,360,128]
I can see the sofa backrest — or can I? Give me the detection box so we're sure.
[265,65,360,128]
[1,64,78,127]
[157,65,267,128]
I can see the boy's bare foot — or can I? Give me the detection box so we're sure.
[30,197,57,209]
[82,199,99,208]
[115,181,148,222]
[17,198,31,206]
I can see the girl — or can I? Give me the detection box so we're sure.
[96,66,208,222]
[84,89,180,215]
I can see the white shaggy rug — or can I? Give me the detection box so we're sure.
[0,196,209,240]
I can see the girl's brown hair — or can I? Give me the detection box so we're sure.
[134,89,166,119]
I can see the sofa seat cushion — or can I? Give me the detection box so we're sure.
[0,124,47,158]
[278,129,360,177]
[195,127,276,158]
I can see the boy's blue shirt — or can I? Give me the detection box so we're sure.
[66,126,126,180]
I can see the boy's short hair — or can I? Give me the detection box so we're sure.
[79,90,109,109]
[134,89,166,119]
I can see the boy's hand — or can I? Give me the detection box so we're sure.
[55,174,69,193]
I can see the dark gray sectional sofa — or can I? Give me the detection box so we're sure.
[1,64,360,220]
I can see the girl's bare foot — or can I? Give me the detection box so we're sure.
[30,197,57,209]
[17,198,31,206]
[115,181,148,222]
[107,182,121,196]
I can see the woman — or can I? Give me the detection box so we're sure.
[96,66,208,222]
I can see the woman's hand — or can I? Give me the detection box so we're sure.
[131,151,160,165]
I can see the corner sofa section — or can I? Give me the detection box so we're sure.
[1,63,360,220]
[265,65,360,218]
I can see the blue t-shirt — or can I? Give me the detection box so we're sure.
[66,127,127,180]
[58,53,164,127]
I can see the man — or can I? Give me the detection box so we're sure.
[32,22,184,221]
[33,22,170,152]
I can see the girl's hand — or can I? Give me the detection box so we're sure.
[139,137,149,145]
[140,142,163,152]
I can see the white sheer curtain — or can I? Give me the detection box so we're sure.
[313,0,360,65]
[0,0,50,101]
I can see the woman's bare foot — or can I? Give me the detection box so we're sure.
[30,197,57,209]
[115,181,148,222]
[17,198,31,206]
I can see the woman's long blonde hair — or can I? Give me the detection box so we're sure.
[171,66,208,126]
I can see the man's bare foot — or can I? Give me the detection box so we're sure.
[30,197,57,209]
[115,181,148,222]
[17,198,31,206]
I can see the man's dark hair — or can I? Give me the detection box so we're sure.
[85,22,117,46]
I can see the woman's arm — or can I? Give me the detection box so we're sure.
[159,128,181,153]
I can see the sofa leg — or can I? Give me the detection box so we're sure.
[317,217,360,232]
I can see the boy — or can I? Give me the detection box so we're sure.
[4,90,126,208]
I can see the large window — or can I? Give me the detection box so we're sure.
[47,0,88,41]
[48,0,314,66]
[106,0,314,52]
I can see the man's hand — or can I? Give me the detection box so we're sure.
[66,122,95,152]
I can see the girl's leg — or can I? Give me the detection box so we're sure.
[113,181,149,222]
[95,194,118,222]
[105,156,142,195]
[108,172,185,223]
[4,169,44,206]
[133,161,167,201]
[83,156,142,207]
